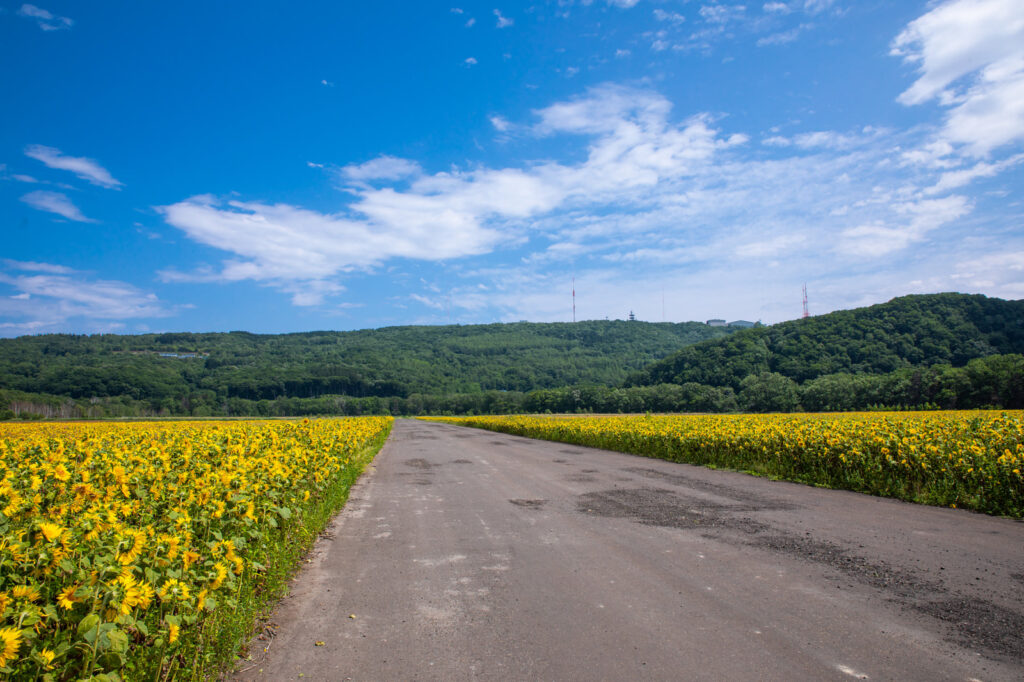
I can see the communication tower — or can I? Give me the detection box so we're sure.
[802,283,809,319]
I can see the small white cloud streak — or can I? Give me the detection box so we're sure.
[494,9,513,28]
[341,156,422,182]
[653,9,685,24]
[24,145,122,188]
[17,3,72,30]
[20,190,96,222]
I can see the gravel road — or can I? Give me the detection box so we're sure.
[236,419,1024,681]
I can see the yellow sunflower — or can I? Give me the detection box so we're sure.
[56,585,78,610]
[0,627,21,667]
[37,648,56,669]
[38,522,64,543]
[10,585,40,602]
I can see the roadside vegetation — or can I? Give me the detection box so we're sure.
[0,416,391,680]
[428,412,1024,518]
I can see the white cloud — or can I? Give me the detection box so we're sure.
[20,190,96,222]
[615,48,632,58]
[24,145,122,188]
[161,85,744,306]
[791,130,861,150]
[494,9,513,28]
[0,265,173,336]
[762,135,792,147]
[410,293,445,310]
[490,115,511,132]
[464,56,478,66]
[735,233,805,258]
[926,153,1024,194]
[466,17,476,27]
[763,2,791,13]
[11,174,39,183]
[802,0,834,14]
[341,156,422,182]
[653,9,685,24]
[607,0,641,7]
[892,0,1024,156]
[838,196,970,257]
[17,3,72,31]
[699,4,746,24]
[3,260,75,274]
[757,24,807,46]
[450,7,464,13]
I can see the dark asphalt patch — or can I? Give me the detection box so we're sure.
[918,597,1024,661]
[450,459,473,464]
[577,488,706,528]
[565,474,598,483]
[509,499,547,509]
[750,533,940,597]
[623,466,797,511]
[403,458,433,470]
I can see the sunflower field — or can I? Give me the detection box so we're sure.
[428,412,1024,517]
[0,416,391,680]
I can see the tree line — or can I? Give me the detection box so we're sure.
[2,293,1022,419]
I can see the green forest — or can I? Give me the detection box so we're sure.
[1,293,1022,418]
[0,320,733,418]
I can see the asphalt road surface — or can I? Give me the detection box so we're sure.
[237,419,1024,681]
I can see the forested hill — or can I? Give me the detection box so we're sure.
[630,293,1024,390]
[0,320,734,407]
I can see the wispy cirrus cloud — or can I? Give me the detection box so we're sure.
[2,260,76,274]
[20,190,96,223]
[24,145,122,188]
[0,262,174,336]
[17,4,72,31]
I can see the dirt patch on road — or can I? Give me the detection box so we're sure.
[404,458,434,470]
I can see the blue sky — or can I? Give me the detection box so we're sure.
[1,0,1022,336]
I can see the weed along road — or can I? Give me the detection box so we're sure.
[238,419,1024,681]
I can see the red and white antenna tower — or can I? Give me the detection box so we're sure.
[802,283,809,319]
[572,277,576,323]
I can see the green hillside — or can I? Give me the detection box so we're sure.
[0,320,733,415]
[630,293,1024,389]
